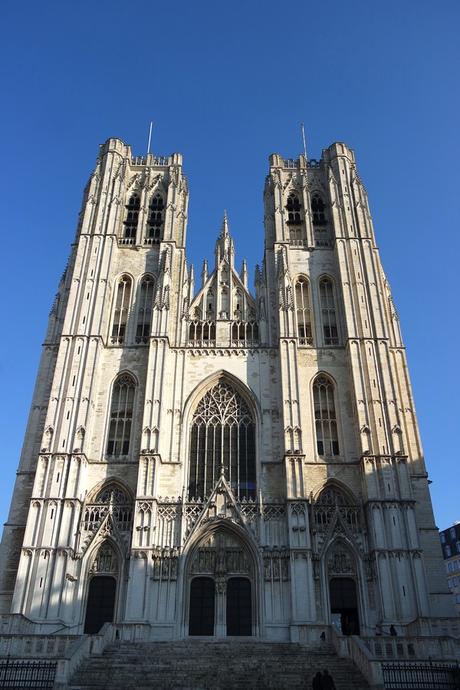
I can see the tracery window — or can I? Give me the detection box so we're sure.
[111,275,132,344]
[106,374,136,457]
[83,484,133,532]
[146,193,164,243]
[123,193,140,242]
[319,278,339,345]
[294,278,313,345]
[313,375,339,456]
[311,194,326,225]
[136,275,155,343]
[314,485,361,530]
[286,193,302,224]
[189,382,256,500]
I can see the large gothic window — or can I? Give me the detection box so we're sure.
[106,374,136,457]
[294,277,313,345]
[111,275,132,344]
[136,275,155,343]
[189,382,256,500]
[123,193,140,241]
[319,278,339,345]
[146,193,164,243]
[313,375,339,456]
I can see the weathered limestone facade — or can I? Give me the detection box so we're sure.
[0,138,454,642]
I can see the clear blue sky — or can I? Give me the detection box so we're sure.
[1,0,459,533]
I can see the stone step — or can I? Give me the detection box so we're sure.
[68,640,371,690]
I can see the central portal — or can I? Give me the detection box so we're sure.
[187,528,254,637]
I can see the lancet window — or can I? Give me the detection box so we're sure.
[319,278,339,345]
[188,382,256,500]
[106,374,136,458]
[231,321,259,346]
[312,194,331,247]
[188,320,216,346]
[111,275,132,344]
[286,193,304,242]
[311,194,326,225]
[136,275,155,343]
[313,375,339,456]
[294,278,313,345]
[123,193,140,242]
[146,193,164,244]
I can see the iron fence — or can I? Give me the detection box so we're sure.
[383,662,460,690]
[0,659,56,689]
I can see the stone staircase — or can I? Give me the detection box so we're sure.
[68,639,372,689]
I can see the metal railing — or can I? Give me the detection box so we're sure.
[0,659,56,689]
[382,662,460,689]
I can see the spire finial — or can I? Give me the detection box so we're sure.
[221,210,229,237]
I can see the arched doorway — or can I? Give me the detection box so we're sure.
[83,542,119,634]
[187,528,255,637]
[329,578,360,635]
[84,576,116,633]
[189,577,215,636]
[227,577,251,636]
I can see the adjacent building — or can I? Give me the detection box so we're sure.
[440,524,460,616]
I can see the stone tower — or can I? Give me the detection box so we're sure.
[0,138,455,644]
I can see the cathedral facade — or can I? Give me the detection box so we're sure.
[0,138,453,642]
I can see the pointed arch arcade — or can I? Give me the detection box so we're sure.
[188,381,256,500]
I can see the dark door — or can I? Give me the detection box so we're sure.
[84,576,117,634]
[189,577,215,636]
[227,577,252,636]
[329,577,360,635]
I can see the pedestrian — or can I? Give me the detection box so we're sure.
[312,671,323,690]
[389,624,397,636]
[322,669,336,690]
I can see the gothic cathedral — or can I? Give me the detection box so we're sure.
[0,138,454,643]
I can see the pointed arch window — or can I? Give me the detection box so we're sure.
[146,193,164,244]
[123,193,140,242]
[286,193,302,224]
[286,193,304,242]
[188,382,256,500]
[111,275,132,344]
[311,194,326,225]
[295,278,313,345]
[319,278,339,345]
[313,375,339,456]
[136,275,155,343]
[106,374,136,457]
[83,484,133,533]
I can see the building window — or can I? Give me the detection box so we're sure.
[188,320,216,345]
[146,193,164,243]
[136,275,155,343]
[440,533,446,544]
[446,546,452,558]
[457,542,460,554]
[188,381,256,500]
[311,194,326,225]
[286,193,302,224]
[456,594,460,604]
[319,277,339,345]
[295,278,313,345]
[123,193,140,241]
[111,275,132,344]
[313,375,339,456]
[450,527,456,540]
[106,373,136,457]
